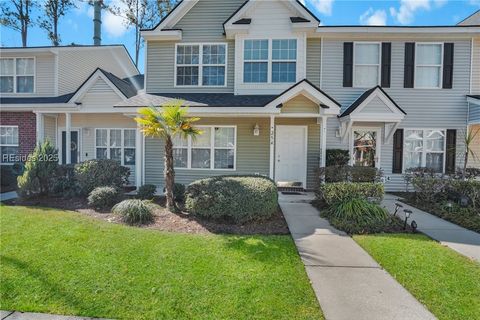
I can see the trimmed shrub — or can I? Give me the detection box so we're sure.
[411,175,447,204]
[351,166,382,183]
[17,141,58,198]
[317,165,382,184]
[88,186,121,210]
[317,182,384,206]
[326,198,389,234]
[185,175,278,223]
[137,184,156,200]
[113,199,154,225]
[326,149,350,166]
[447,179,480,209]
[50,164,78,197]
[75,159,129,196]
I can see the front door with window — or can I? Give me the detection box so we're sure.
[352,129,380,168]
[61,131,79,164]
[275,126,307,187]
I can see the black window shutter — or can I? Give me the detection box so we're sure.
[443,43,454,89]
[446,129,456,174]
[343,42,353,87]
[381,43,391,88]
[404,43,415,88]
[392,129,404,174]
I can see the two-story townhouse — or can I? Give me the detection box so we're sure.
[0,45,141,182]
[112,0,479,191]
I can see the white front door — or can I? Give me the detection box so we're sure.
[275,125,307,187]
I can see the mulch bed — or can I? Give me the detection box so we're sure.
[5,196,290,235]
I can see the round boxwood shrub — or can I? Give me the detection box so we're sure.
[184,175,278,223]
[326,198,389,234]
[75,159,130,196]
[137,184,156,200]
[88,186,121,210]
[113,199,154,225]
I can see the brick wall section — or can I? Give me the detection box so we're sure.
[0,112,36,156]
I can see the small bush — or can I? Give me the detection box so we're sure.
[88,186,121,210]
[113,199,154,225]
[317,182,384,206]
[165,183,186,201]
[75,159,129,196]
[411,175,447,204]
[17,141,58,198]
[50,164,78,197]
[326,198,389,234]
[447,179,480,209]
[351,166,382,183]
[317,165,382,184]
[137,184,156,200]
[185,175,278,223]
[326,149,350,166]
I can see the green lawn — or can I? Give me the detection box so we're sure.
[0,205,322,320]
[354,233,480,320]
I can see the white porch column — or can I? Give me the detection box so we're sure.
[65,113,71,164]
[135,124,143,188]
[269,115,275,179]
[320,116,328,167]
[35,112,44,145]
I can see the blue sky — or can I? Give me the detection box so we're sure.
[0,0,479,73]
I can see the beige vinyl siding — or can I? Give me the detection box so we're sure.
[145,117,270,186]
[79,78,125,109]
[306,38,321,87]
[0,52,55,96]
[43,115,56,146]
[57,47,138,95]
[472,38,480,93]
[281,95,319,113]
[468,124,480,168]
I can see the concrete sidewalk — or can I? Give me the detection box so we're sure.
[0,191,17,202]
[0,311,109,320]
[383,194,480,262]
[279,193,436,320]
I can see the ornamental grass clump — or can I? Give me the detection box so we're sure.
[88,186,121,210]
[113,199,154,225]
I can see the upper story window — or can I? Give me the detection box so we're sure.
[175,44,227,87]
[0,58,35,93]
[243,39,297,84]
[353,43,380,88]
[415,43,442,88]
[0,126,19,164]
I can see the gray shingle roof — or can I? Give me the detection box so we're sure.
[339,86,406,117]
[99,69,137,98]
[0,93,74,104]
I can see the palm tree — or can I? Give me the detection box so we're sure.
[134,100,201,211]
[461,127,479,179]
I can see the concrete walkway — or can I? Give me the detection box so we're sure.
[0,311,109,320]
[383,194,480,262]
[0,191,17,202]
[278,192,436,320]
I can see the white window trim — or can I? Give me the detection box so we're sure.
[57,127,82,164]
[173,125,237,171]
[174,43,228,88]
[94,128,137,166]
[349,127,382,169]
[0,125,19,165]
[271,39,298,84]
[403,128,447,173]
[414,42,444,89]
[0,57,36,94]
[353,42,381,89]
[242,38,298,84]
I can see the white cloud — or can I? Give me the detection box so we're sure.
[360,8,387,26]
[303,0,335,16]
[470,0,480,6]
[390,0,448,25]
[433,0,448,7]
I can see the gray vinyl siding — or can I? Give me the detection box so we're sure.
[469,103,480,123]
[145,0,244,94]
[362,97,394,114]
[306,38,321,87]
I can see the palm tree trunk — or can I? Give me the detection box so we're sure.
[164,136,175,211]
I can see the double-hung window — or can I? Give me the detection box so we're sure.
[173,126,236,170]
[244,40,269,83]
[0,126,19,164]
[353,43,380,87]
[272,39,297,83]
[415,43,442,88]
[404,129,446,173]
[176,44,226,86]
[95,129,136,166]
[0,58,35,93]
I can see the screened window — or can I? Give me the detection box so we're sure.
[415,44,442,88]
[0,58,34,93]
[272,39,297,83]
[0,126,19,164]
[172,126,236,170]
[404,129,445,173]
[176,44,226,86]
[243,40,268,83]
[354,43,380,87]
[95,129,136,166]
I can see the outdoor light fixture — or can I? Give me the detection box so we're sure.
[253,124,260,136]
[446,201,453,213]
[411,220,418,233]
[393,201,403,217]
[403,209,412,230]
